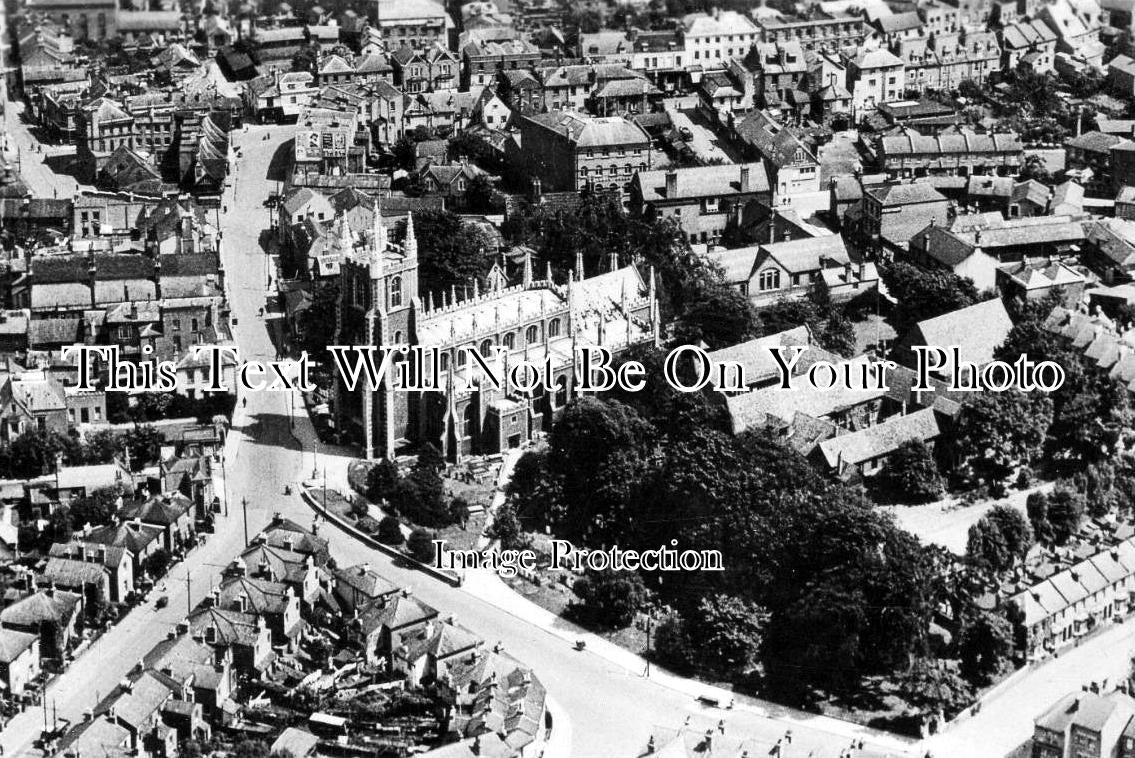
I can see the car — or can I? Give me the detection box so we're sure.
[155,594,169,609]
[679,126,694,141]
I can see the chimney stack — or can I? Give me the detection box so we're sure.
[665,169,677,197]
[740,165,751,193]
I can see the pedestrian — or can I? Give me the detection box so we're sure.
[683,716,690,727]
[242,397,247,408]
[717,719,724,734]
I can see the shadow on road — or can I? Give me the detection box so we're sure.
[266,138,294,183]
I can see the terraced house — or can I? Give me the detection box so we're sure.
[874,130,1024,180]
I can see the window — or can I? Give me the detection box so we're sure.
[548,319,561,338]
[389,276,402,307]
[191,318,199,331]
[480,338,494,357]
[440,352,450,372]
[172,319,181,331]
[525,325,539,343]
[759,269,781,291]
[457,347,469,366]
[503,332,515,349]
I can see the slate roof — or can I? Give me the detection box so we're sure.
[634,162,769,202]
[705,325,813,385]
[866,182,948,206]
[0,589,81,628]
[758,234,849,273]
[42,557,109,588]
[818,407,942,468]
[911,298,1014,367]
[522,111,649,147]
[0,628,37,663]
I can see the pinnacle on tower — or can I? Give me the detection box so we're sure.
[575,250,584,280]
[609,250,618,271]
[522,249,533,287]
[403,211,417,258]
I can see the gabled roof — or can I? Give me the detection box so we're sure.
[911,298,1013,367]
[633,163,769,202]
[0,628,37,663]
[818,407,942,468]
[0,589,81,628]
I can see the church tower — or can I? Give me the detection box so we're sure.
[334,200,421,460]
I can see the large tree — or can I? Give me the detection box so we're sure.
[413,211,497,297]
[569,569,651,629]
[688,593,767,675]
[875,439,944,504]
[951,391,1052,485]
[882,262,980,334]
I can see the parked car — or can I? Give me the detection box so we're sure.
[155,595,169,609]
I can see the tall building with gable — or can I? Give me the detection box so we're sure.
[333,203,659,461]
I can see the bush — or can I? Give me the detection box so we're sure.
[875,440,944,504]
[406,528,437,564]
[378,516,404,545]
[569,569,651,629]
[357,516,381,534]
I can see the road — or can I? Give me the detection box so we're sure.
[924,617,1135,756]
[666,107,742,164]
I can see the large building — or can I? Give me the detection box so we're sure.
[374,0,451,50]
[517,111,651,198]
[333,206,660,461]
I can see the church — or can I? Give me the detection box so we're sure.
[333,203,660,461]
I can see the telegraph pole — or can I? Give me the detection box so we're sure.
[241,497,249,546]
[185,570,191,615]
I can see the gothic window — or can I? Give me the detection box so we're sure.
[393,330,403,344]
[440,352,450,372]
[389,276,402,307]
[480,339,494,357]
[458,347,470,366]
[548,319,561,338]
[759,268,781,291]
[503,332,515,350]
[525,325,539,344]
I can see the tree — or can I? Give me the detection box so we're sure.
[570,569,651,629]
[406,528,437,563]
[392,136,416,172]
[1026,490,1055,544]
[488,502,528,550]
[986,505,1032,563]
[958,609,1015,685]
[122,425,163,470]
[143,548,172,579]
[233,740,271,758]
[1045,483,1085,544]
[8,430,83,478]
[1019,154,1052,183]
[875,440,944,503]
[377,516,404,545]
[672,279,757,349]
[882,262,980,334]
[464,174,496,213]
[651,612,693,671]
[951,391,1052,485]
[69,488,121,530]
[899,658,974,718]
[448,496,470,527]
[82,429,123,464]
[366,458,400,502]
[688,593,767,675]
[966,517,1010,574]
[413,211,496,296]
[548,397,654,545]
